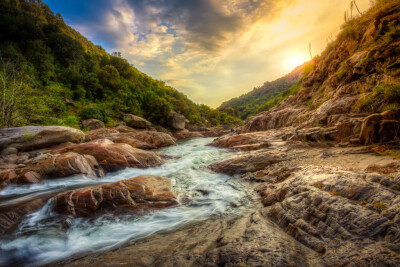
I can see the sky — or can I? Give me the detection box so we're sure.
[45,0,371,107]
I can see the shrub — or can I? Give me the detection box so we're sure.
[79,107,109,123]
[62,115,80,128]
[383,104,399,111]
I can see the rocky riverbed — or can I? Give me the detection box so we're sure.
[1,125,400,266]
[39,128,400,266]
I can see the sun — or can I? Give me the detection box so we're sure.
[284,55,308,72]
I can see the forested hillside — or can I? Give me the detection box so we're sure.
[219,64,305,120]
[0,0,240,128]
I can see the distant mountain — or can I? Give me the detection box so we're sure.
[219,65,304,120]
[0,0,240,128]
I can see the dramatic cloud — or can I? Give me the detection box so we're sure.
[46,0,371,107]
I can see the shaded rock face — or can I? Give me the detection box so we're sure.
[169,111,186,130]
[84,128,176,149]
[53,139,163,172]
[123,114,151,129]
[210,150,285,175]
[81,119,105,130]
[0,126,84,151]
[210,132,271,151]
[54,175,178,217]
[360,110,400,145]
[283,127,337,142]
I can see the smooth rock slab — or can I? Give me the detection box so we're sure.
[54,175,178,217]
[210,150,285,175]
[0,126,84,151]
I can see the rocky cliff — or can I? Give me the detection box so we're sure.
[242,0,400,145]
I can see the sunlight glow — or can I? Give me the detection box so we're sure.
[284,55,309,72]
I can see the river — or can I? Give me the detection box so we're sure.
[0,138,250,266]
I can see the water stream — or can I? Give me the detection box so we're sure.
[0,138,250,266]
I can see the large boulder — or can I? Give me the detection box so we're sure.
[210,132,272,151]
[36,152,104,178]
[84,129,176,149]
[0,126,85,151]
[119,131,175,148]
[53,139,163,172]
[82,119,105,130]
[210,150,285,175]
[54,175,178,217]
[169,111,186,130]
[123,114,151,129]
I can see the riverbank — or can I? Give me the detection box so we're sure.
[43,127,400,266]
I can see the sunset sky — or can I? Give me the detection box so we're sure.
[45,0,371,107]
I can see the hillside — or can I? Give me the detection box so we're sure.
[219,64,303,120]
[242,0,400,141]
[0,0,240,129]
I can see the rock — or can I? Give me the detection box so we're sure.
[112,135,156,150]
[114,125,136,133]
[85,128,175,149]
[3,154,18,164]
[0,198,48,235]
[169,111,186,130]
[210,132,272,151]
[36,152,104,178]
[123,114,151,129]
[18,171,42,184]
[210,150,285,175]
[52,139,163,172]
[283,127,337,142]
[1,147,18,157]
[84,128,119,142]
[360,114,384,145]
[81,119,105,130]
[120,131,175,148]
[379,120,400,143]
[54,175,178,217]
[0,126,85,151]
[173,130,203,140]
[360,110,400,145]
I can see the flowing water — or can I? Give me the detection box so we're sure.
[0,138,250,266]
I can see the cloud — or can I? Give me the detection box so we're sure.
[47,0,371,107]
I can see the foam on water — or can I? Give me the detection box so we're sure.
[0,138,249,266]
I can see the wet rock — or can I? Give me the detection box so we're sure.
[1,147,18,157]
[210,132,272,151]
[36,152,104,178]
[169,111,186,130]
[210,150,285,175]
[0,126,84,151]
[81,119,105,130]
[54,175,178,217]
[53,139,163,172]
[18,171,42,184]
[123,114,151,129]
[0,198,48,235]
